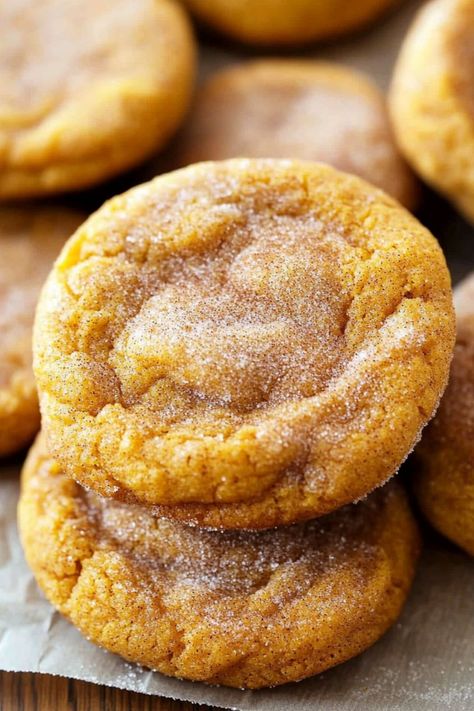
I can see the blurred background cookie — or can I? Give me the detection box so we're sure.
[34,159,454,525]
[176,60,417,208]
[415,273,474,555]
[390,0,474,224]
[19,436,420,689]
[0,207,83,457]
[181,0,401,46]
[0,0,196,199]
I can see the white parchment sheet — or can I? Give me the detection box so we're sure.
[1,1,474,707]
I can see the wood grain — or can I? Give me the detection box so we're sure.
[0,672,220,711]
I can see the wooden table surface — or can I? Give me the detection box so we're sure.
[0,672,221,711]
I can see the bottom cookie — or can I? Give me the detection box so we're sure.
[19,435,420,689]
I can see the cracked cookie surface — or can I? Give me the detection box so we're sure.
[34,159,455,522]
[415,274,474,555]
[19,435,420,689]
[0,0,195,198]
[0,206,83,457]
[177,61,417,209]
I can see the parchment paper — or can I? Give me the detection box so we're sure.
[2,1,474,707]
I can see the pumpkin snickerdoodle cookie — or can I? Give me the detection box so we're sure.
[19,436,420,689]
[181,0,399,46]
[415,274,474,555]
[390,0,474,224]
[177,60,417,209]
[0,0,195,199]
[34,160,454,527]
[0,207,83,457]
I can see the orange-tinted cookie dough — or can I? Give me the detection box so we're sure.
[0,0,195,199]
[34,160,455,522]
[0,207,83,457]
[390,0,474,224]
[181,0,399,46]
[19,436,420,689]
[415,274,474,555]
[177,61,417,209]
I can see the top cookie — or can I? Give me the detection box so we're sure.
[34,160,455,522]
[177,61,417,209]
[0,0,195,199]
[182,0,399,46]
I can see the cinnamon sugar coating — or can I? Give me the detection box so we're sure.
[19,435,420,689]
[0,0,195,198]
[415,274,474,555]
[177,61,417,209]
[34,160,455,523]
[0,207,83,457]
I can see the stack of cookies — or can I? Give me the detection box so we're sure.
[4,0,472,694]
[19,158,455,688]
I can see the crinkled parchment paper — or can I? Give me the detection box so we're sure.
[1,1,474,707]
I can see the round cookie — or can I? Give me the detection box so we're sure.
[389,0,474,225]
[177,61,417,209]
[414,274,474,555]
[34,159,455,526]
[19,436,420,689]
[181,0,399,46]
[0,207,84,457]
[0,0,195,199]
